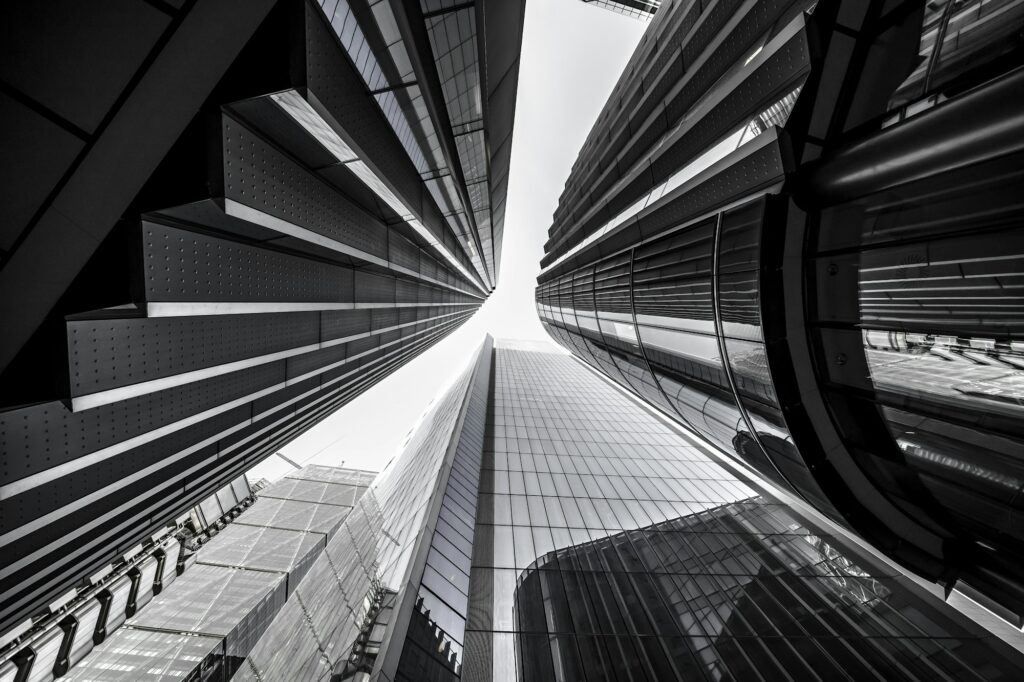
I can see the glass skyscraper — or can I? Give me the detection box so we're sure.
[537,0,1024,626]
[226,338,1024,681]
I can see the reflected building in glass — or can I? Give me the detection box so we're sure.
[535,0,1024,626]
[231,338,1023,681]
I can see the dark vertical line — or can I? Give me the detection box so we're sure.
[710,211,794,490]
[627,247,683,419]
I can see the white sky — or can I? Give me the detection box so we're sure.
[249,0,645,483]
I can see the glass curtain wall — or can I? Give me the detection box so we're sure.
[463,346,1024,681]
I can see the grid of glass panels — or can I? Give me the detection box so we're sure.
[462,348,1024,681]
[510,498,1022,681]
[395,340,492,680]
[582,0,660,21]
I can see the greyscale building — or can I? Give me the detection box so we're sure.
[226,338,1023,681]
[0,0,525,638]
[580,0,661,21]
[53,465,373,681]
[536,0,1024,629]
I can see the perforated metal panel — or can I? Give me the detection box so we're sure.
[66,312,319,397]
[321,308,372,341]
[222,115,388,259]
[354,270,396,304]
[141,222,356,303]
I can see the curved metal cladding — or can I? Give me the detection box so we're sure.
[0,0,523,635]
[537,0,1024,622]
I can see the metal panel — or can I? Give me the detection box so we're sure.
[133,556,160,613]
[66,600,101,669]
[260,478,360,507]
[221,114,388,260]
[215,485,238,514]
[159,540,181,590]
[230,475,251,503]
[0,363,284,489]
[196,525,323,596]
[287,465,375,487]
[66,312,319,398]
[24,624,63,682]
[141,221,356,304]
[197,496,222,530]
[103,576,133,634]
[235,498,351,537]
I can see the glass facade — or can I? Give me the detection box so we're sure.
[461,345,1023,681]
[316,0,526,289]
[537,0,1024,621]
[224,340,1024,681]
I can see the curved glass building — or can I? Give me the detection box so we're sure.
[536,0,1024,624]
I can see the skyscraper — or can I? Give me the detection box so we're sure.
[0,0,525,635]
[536,0,1024,625]
[228,338,1024,680]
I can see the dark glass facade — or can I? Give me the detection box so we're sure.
[536,0,1024,622]
[224,340,1023,680]
[0,0,524,635]
[511,501,1020,682]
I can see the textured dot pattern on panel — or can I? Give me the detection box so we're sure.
[67,313,320,396]
[142,222,355,303]
[321,309,373,342]
[0,363,285,484]
[222,117,388,259]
